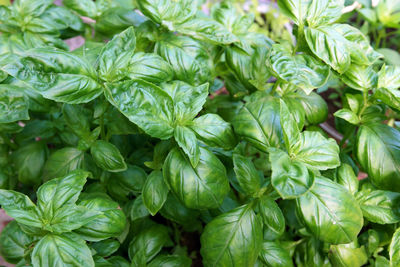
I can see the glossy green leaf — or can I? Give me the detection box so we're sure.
[189,114,236,150]
[200,204,262,267]
[334,109,360,125]
[42,148,84,181]
[12,142,47,185]
[390,227,400,267]
[90,140,127,172]
[270,149,315,199]
[105,80,174,139]
[280,100,300,150]
[128,224,169,263]
[0,189,41,228]
[287,91,328,125]
[337,164,359,195]
[31,232,94,267]
[377,0,400,28]
[267,44,330,94]
[136,0,197,30]
[259,241,294,267]
[258,196,286,239]
[291,131,340,171]
[161,81,209,123]
[232,95,283,152]
[148,255,192,267]
[174,126,199,167]
[296,177,363,244]
[329,243,368,267]
[163,147,230,209]
[155,34,212,86]
[341,64,377,91]
[175,17,239,45]
[62,0,98,18]
[98,27,136,82]
[126,195,149,221]
[233,153,261,196]
[142,170,169,216]
[356,123,400,191]
[128,52,173,83]
[305,25,351,74]
[375,65,400,111]
[62,104,91,138]
[0,84,29,123]
[75,195,126,241]
[3,48,102,104]
[356,189,400,224]
[0,221,35,264]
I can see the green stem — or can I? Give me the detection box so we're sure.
[271,80,280,95]
[359,90,369,118]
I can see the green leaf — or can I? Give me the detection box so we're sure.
[211,2,254,35]
[305,25,351,74]
[174,126,200,167]
[43,148,84,181]
[329,243,368,267]
[356,123,400,191]
[356,189,400,224]
[127,52,173,83]
[62,104,91,139]
[189,114,236,150]
[90,140,127,172]
[142,170,169,216]
[341,64,377,91]
[337,164,359,195]
[105,80,174,139]
[12,142,47,185]
[75,195,126,241]
[377,0,400,28]
[98,27,136,82]
[291,131,340,171]
[136,0,197,30]
[259,241,294,267]
[232,95,283,152]
[296,177,363,244]
[148,255,192,267]
[390,227,400,267]
[258,196,286,239]
[0,189,41,228]
[108,165,147,200]
[128,224,169,263]
[335,24,382,66]
[3,48,102,104]
[91,239,120,257]
[175,17,239,45]
[0,85,29,123]
[0,221,35,264]
[278,0,343,26]
[13,0,52,17]
[126,195,149,221]
[161,81,209,123]
[280,100,300,151]
[163,147,230,209]
[200,204,262,266]
[334,108,360,125]
[375,65,400,111]
[155,34,212,86]
[233,153,261,196]
[63,0,98,18]
[267,44,330,94]
[31,232,94,267]
[270,149,315,199]
[286,91,328,125]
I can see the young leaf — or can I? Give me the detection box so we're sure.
[337,164,359,195]
[390,227,400,267]
[98,27,136,82]
[174,126,200,167]
[42,147,85,181]
[163,147,230,209]
[280,100,300,151]
[31,232,94,267]
[127,52,173,83]
[270,149,315,199]
[142,170,169,216]
[200,204,262,266]
[232,95,283,152]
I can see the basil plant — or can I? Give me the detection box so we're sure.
[0,0,400,266]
